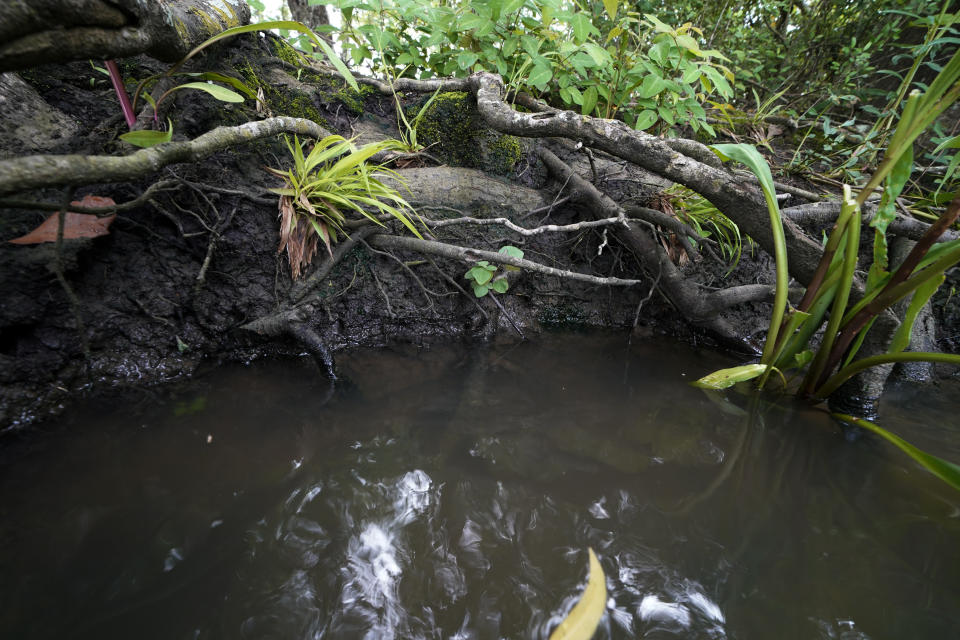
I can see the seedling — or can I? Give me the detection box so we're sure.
[464,246,523,297]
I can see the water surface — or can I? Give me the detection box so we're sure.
[1,333,958,639]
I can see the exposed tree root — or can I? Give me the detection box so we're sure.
[468,72,827,285]
[0,116,330,196]
[0,0,250,71]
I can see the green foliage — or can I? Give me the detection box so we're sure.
[267,135,422,279]
[464,246,523,297]
[665,185,743,270]
[694,47,960,493]
[834,414,960,492]
[312,0,733,136]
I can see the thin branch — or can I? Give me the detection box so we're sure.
[369,233,644,287]
[0,180,179,214]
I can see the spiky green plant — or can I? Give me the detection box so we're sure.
[266,135,422,279]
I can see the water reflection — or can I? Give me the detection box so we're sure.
[0,334,958,639]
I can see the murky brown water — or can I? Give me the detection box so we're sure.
[1,333,958,639]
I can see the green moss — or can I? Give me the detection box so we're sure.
[330,82,376,115]
[235,58,329,128]
[486,134,523,175]
[415,91,522,175]
[272,38,304,67]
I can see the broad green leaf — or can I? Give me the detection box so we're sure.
[675,34,701,54]
[120,119,174,148]
[467,266,494,285]
[549,548,607,640]
[889,273,944,353]
[601,0,618,21]
[457,51,480,69]
[643,14,675,35]
[582,43,611,67]
[472,283,490,297]
[569,13,597,43]
[492,278,509,293]
[833,414,960,493]
[173,20,358,92]
[634,109,657,130]
[691,364,769,389]
[498,245,524,259]
[170,81,245,103]
[638,75,668,99]
[582,85,598,115]
[528,64,553,89]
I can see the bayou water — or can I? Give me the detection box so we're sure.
[1,333,958,639]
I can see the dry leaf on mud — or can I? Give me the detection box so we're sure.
[8,195,117,244]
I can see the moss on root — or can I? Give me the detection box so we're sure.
[236,59,329,127]
[413,91,523,175]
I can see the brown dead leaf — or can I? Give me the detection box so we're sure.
[9,195,117,244]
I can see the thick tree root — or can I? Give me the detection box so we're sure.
[0,0,250,71]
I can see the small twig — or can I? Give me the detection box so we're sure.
[367,263,395,318]
[194,205,238,298]
[51,186,90,359]
[428,258,489,320]
[487,293,525,339]
[629,262,662,344]
[0,180,179,215]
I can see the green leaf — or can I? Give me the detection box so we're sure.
[582,85,598,116]
[582,43,611,67]
[172,20,359,92]
[833,414,960,493]
[634,109,658,130]
[457,51,480,69]
[528,64,553,90]
[889,273,944,353]
[491,278,509,293]
[638,74,668,99]
[170,81,245,103]
[120,119,174,148]
[691,364,769,389]
[601,0,618,21]
[569,13,597,43]
[675,34,701,54]
[872,145,913,235]
[548,548,607,640]
[472,282,491,297]
[467,265,495,285]
[498,245,524,258]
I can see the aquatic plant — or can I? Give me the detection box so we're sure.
[693,43,960,491]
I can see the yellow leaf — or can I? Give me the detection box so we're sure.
[549,548,607,640]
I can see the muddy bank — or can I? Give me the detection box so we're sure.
[1,34,954,432]
[0,36,711,430]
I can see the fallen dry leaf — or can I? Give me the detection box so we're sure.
[9,195,117,244]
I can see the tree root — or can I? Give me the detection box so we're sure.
[0,0,250,71]
[535,147,756,351]
[0,116,331,197]
[468,72,826,285]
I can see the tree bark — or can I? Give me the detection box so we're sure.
[0,0,250,71]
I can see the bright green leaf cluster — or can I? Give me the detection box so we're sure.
[464,246,524,297]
